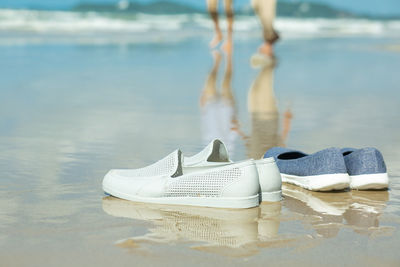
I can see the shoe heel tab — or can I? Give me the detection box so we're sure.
[362,147,386,168]
[361,147,382,155]
[344,147,387,175]
[356,147,384,160]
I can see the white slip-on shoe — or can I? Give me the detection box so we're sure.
[105,139,282,203]
[103,150,260,208]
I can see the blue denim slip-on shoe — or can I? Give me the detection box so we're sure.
[341,147,389,190]
[264,147,350,191]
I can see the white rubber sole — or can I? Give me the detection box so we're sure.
[350,173,389,190]
[280,173,350,191]
[261,190,282,202]
[103,185,259,209]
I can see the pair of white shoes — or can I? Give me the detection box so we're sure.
[103,139,282,209]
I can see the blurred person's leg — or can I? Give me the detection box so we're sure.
[200,51,222,107]
[222,0,234,54]
[207,0,223,48]
[252,0,279,56]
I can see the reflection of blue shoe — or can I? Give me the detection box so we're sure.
[341,148,389,190]
[264,147,350,191]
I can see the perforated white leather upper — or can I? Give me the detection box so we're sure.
[164,167,242,197]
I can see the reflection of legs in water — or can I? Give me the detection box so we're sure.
[200,51,221,107]
[221,50,234,103]
[248,63,277,115]
[220,50,243,137]
[247,63,279,158]
[207,0,223,48]
[222,0,234,54]
[281,108,293,143]
[252,0,279,56]
[246,61,292,158]
[200,51,241,152]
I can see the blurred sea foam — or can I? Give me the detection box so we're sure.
[1,9,400,45]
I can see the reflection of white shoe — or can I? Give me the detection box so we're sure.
[103,139,282,204]
[258,202,281,239]
[102,196,259,249]
[103,150,260,208]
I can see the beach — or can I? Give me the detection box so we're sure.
[1,9,400,266]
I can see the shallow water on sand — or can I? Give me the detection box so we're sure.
[1,36,400,266]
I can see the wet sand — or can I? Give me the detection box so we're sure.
[381,44,400,52]
[0,36,400,266]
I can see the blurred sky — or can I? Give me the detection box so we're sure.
[1,0,400,16]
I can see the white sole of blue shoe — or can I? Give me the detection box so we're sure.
[103,185,260,209]
[350,173,389,190]
[280,173,350,191]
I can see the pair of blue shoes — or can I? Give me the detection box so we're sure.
[264,147,389,191]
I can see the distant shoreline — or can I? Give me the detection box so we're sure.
[3,1,399,20]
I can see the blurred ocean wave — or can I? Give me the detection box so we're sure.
[0,9,399,45]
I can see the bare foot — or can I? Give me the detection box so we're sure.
[222,39,233,54]
[258,42,273,57]
[209,31,223,49]
[212,50,222,62]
